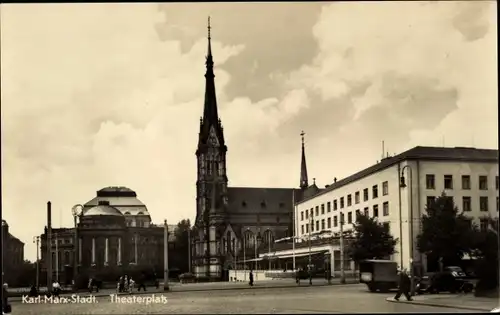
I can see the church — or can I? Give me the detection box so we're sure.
[192,20,321,280]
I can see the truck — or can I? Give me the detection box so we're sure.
[359,259,398,292]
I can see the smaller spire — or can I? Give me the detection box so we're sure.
[207,16,212,58]
[300,130,309,190]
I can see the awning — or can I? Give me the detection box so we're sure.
[265,250,327,260]
[236,257,265,263]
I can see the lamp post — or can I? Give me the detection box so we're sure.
[400,164,415,296]
[309,211,313,286]
[188,227,192,273]
[71,204,82,288]
[164,220,170,291]
[339,213,346,284]
[33,236,40,290]
[266,229,272,271]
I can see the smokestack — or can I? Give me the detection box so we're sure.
[47,201,53,292]
[334,177,337,183]
[382,141,385,160]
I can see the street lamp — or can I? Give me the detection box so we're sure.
[309,211,313,286]
[164,220,170,291]
[33,236,40,290]
[400,165,415,296]
[71,204,83,289]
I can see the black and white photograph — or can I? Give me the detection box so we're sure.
[1,2,498,314]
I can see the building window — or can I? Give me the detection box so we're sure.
[355,192,360,204]
[479,176,488,190]
[444,175,453,189]
[355,209,360,219]
[363,188,369,201]
[301,225,304,234]
[462,175,471,190]
[372,185,378,199]
[347,195,352,207]
[301,211,304,221]
[311,222,314,232]
[315,206,319,217]
[306,224,309,233]
[334,216,338,227]
[383,202,389,216]
[480,197,489,212]
[316,220,319,231]
[480,219,489,232]
[310,208,314,217]
[321,219,325,230]
[347,212,352,224]
[382,181,389,196]
[261,202,266,208]
[327,217,331,228]
[364,207,369,216]
[340,197,345,209]
[327,202,331,213]
[373,205,379,217]
[64,251,70,265]
[321,204,325,215]
[333,200,338,211]
[462,197,471,212]
[305,211,309,219]
[426,174,435,189]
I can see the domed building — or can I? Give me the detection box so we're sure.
[40,187,176,284]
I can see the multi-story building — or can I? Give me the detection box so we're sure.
[40,187,176,284]
[294,146,498,273]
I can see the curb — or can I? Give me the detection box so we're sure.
[385,297,490,312]
[9,281,359,303]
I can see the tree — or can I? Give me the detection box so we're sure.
[348,213,398,263]
[470,217,499,294]
[417,192,475,269]
[170,219,191,274]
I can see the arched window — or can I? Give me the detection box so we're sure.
[137,212,144,215]
[226,231,231,253]
[124,212,131,215]
[244,230,254,248]
[263,230,274,245]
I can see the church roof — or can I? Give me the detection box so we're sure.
[83,201,124,217]
[227,187,302,214]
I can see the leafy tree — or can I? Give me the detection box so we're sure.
[170,219,191,273]
[470,217,499,294]
[417,192,475,268]
[348,213,398,262]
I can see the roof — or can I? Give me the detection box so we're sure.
[83,204,124,217]
[299,146,498,204]
[227,187,301,215]
[83,196,149,216]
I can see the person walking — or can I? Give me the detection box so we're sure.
[249,270,254,286]
[137,273,147,292]
[2,283,12,314]
[394,269,413,301]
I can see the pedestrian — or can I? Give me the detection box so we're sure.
[3,283,12,314]
[124,275,129,292]
[88,278,93,293]
[249,270,254,286]
[295,269,301,285]
[119,276,125,293]
[394,269,413,301]
[128,278,135,294]
[137,273,147,292]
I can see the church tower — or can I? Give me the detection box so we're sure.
[194,17,228,280]
[300,131,309,190]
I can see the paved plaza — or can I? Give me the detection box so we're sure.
[10,283,488,314]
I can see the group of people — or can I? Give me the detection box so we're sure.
[117,274,151,294]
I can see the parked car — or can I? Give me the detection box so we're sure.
[359,260,398,293]
[426,266,473,294]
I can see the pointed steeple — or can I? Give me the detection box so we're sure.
[203,16,218,126]
[300,131,309,190]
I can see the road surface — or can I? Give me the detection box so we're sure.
[11,283,483,314]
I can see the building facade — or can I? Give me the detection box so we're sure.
[295,146,499,273]
[40,187,176,284]
[2,220,25,284]
[192,23,317,280]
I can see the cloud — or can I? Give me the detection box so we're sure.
[1,2,496,261]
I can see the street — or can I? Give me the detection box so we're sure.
[11,283,483,314]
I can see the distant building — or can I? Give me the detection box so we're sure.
[40,187,176,284]
[2,220,25,284]
[293,146,499,273]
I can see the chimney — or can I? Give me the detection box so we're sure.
[334,177,337,183]
[325,185,330,188]
[98,200,110,206]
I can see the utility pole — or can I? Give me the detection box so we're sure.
[33,236,40,290]
[309,211,313,286]
[163,220,170,291]
[47,201,53,293]
[339,213,346,284]
[55,233,59,283]
[188,228,192,273]
[292,192,296,271]
[268,231,271,271]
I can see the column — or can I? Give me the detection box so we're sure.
[117,237,122,265]
[105,238,109,265]
[134,234,138,264]
[78,238,82,264]
[91,237,96,265]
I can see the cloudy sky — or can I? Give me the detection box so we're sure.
[1,2,497,261]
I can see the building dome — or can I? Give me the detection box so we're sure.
[83,200,123,217]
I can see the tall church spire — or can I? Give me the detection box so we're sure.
[300,131,309,190]
[202,16,218,126]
